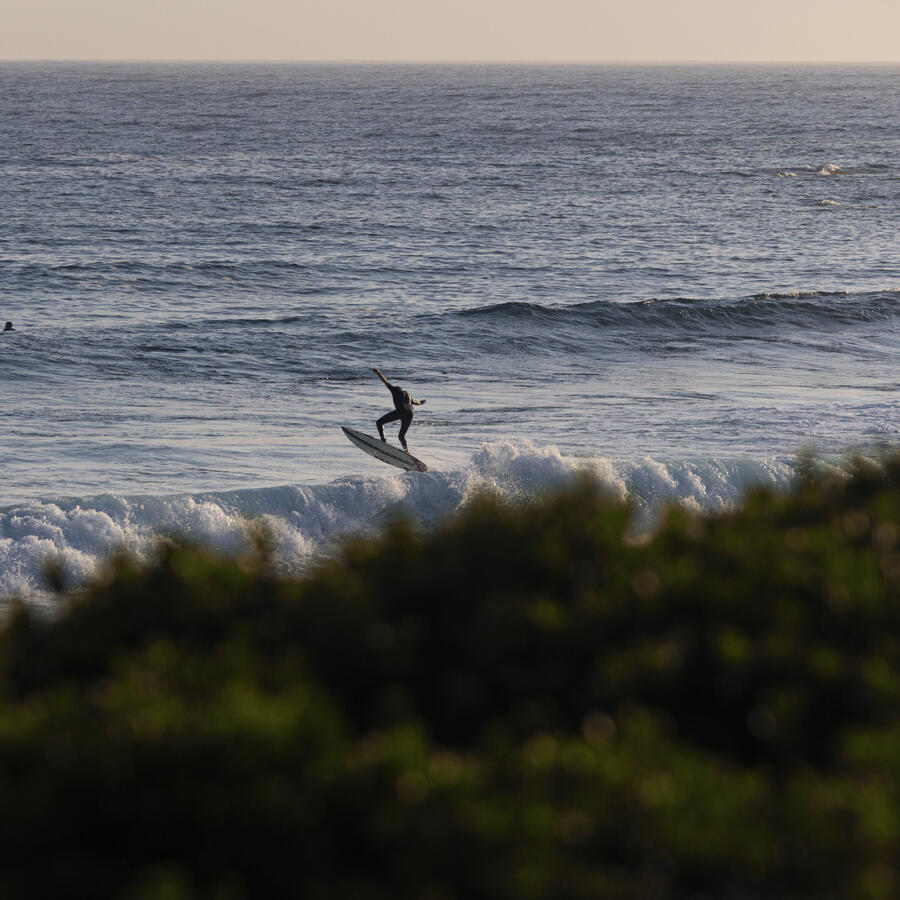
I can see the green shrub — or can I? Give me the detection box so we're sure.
[2,459,900,899]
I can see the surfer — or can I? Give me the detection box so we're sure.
[2,322,13,332]
[373,368,425,452]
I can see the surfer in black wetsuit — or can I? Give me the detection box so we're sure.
[373,368,425,452]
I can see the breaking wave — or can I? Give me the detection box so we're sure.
[0,441,803,604]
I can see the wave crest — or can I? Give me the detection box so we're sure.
[452,289,898,333]
[0,442,800,604]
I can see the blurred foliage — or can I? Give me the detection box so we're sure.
[3,457,900,899]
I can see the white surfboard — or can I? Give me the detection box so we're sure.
[341,426,428,473]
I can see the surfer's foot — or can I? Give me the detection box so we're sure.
[400,443,409,453]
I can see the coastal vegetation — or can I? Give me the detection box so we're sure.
[2,457,900,899]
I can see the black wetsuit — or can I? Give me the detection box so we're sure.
[377,384,414,448]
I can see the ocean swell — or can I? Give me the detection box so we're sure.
[453,289,900,334]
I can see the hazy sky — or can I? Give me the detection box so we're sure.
[3,0,899,62]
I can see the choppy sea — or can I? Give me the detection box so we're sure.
[1,63,898,601]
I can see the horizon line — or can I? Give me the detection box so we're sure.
[1,57,898,66]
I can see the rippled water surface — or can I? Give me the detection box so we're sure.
[0,64,897,597]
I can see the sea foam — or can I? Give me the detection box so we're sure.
[0,441,799,605]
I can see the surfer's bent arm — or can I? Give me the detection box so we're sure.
[373,368,392,388]
[412,398,426,406]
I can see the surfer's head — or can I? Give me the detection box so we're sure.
[3,322,12,332]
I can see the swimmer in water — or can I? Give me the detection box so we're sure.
[373,368,425,453]
[3,322,13,332]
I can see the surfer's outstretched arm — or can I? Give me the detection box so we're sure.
[412,398,426,406]
[373,368,392,389]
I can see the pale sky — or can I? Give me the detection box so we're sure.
[2,0,899,62]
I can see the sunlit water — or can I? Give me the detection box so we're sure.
[1,63,898,599]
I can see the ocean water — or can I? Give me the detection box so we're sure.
[1,63,898,600]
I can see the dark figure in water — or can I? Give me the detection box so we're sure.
[3,322,12,332]
[373,368,425,452]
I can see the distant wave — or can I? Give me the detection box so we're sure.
[775,162,887,178]
[10,259,310,276]
[166,313,311,330]
[751,162,888,179]
[455,289,900,332]
[0,441,800,603]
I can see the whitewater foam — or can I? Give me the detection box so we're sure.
[0,441,802,605]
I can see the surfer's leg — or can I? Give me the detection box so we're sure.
[398,411,413,451]
[376,409,401,441]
